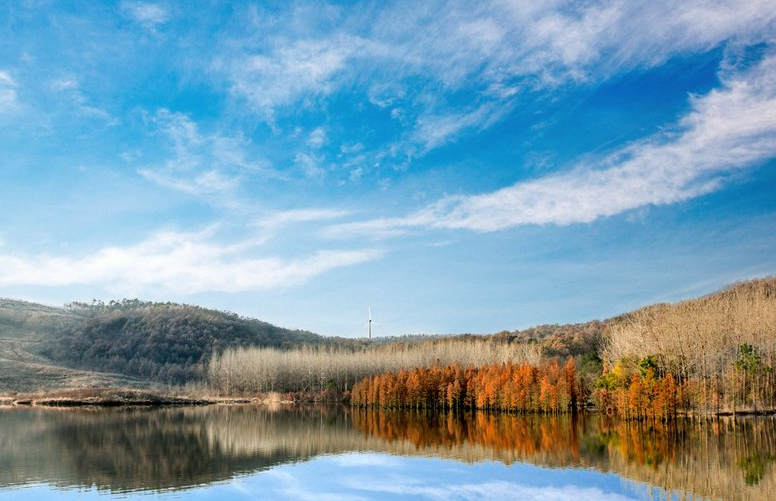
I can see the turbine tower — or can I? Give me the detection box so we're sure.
[368,306,373,340]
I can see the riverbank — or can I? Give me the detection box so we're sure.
[0,388,251,407]
[0,388,349,408]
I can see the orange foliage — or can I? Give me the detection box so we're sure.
[352,361,580,413]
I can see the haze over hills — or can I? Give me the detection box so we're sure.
[0,277,773,395]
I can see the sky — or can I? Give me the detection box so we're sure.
[0,0,775,337]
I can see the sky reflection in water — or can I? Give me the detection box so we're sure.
[0,454,644,501]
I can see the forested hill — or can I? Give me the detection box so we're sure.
[0,299,330,385]
[1,297,606,388]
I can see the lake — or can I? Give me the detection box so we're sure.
[0,405,773,500]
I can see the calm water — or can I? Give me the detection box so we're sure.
[0,406,773,501]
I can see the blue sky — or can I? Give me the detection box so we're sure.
[1,0,775,337]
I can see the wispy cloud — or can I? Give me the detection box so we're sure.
[412,101,511,151]
[227,35,368,119]
[120,1,170,28]
[255,208,350,230]
[247,208,351,247]
[138,168,241,196]
[326,51,776,235]
[0,229,382,294]
[219,0,776,163]
[137,109,274,202]
[308,127,327,149]
[294,152,326,180]
[0,71,19,114]
[49,76,116,124]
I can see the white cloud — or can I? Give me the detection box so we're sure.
[0,229,382,294]
[412,101,511,151]
[326,52,776,235]
[249,208,351,245]
[255,209,350,230]
[218,0,776,164]
[228,35,367,117]
[121,2,169,27]
[50,77,78,91]
[340,143,364,154]
[349,167,363,181]
[48,76,117,124]
[308,127,327,148]
[138,109,275,200]
[138,168,241,196]
[295,152,326,180]
[0,71,19,113]
[370,0,776,88]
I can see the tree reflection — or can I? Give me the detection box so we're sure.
[0,406,773,500]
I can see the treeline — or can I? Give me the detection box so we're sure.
[207,340,542,395]
[601,278,776,415]
[493,321,603,358]
[351,360,580,413]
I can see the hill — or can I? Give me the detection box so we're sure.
[599,277,776,414]
[0,299,330,390]
[0,299,147,392]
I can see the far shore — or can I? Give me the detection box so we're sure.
[0,388,272,408]
[2,388,776,418]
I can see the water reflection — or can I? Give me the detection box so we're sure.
[0,405,773,500]
[352,410,776,501]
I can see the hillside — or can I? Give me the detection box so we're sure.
[599,277,776,414]
[0,299,329,390]
[0,299,147,392]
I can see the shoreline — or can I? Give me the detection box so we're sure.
[3,389,775,417]
[0,389,251,408]
[0,388,341,408]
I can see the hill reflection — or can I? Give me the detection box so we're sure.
[0,406,773,500]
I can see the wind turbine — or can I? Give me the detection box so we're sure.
[367,306,373,340]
